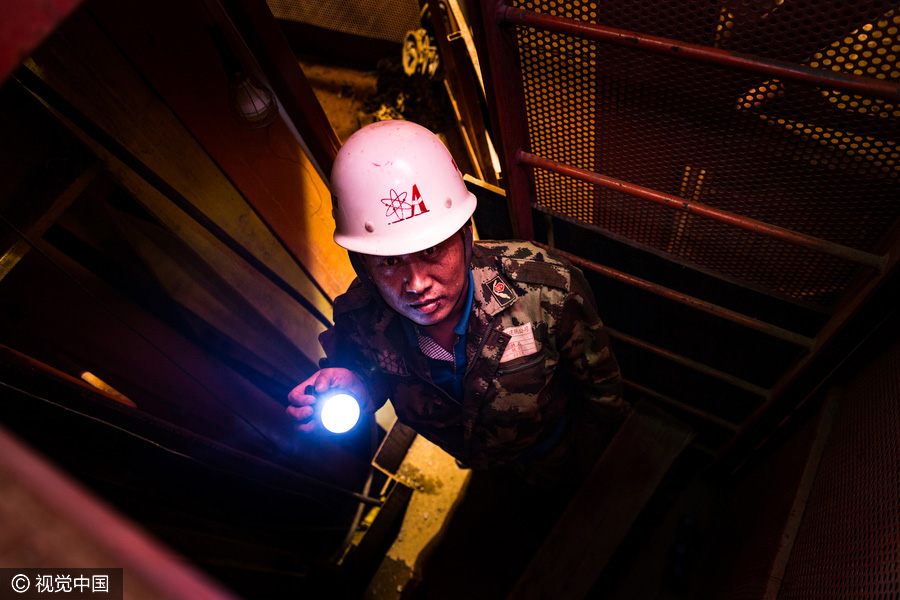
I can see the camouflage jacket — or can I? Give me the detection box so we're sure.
[320,240,627,469]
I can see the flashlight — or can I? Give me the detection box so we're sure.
[316,391,361,434]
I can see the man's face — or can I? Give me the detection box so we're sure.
[361,232,468,328]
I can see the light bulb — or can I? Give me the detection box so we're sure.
[229,76,278,129]
[319,393,360,434]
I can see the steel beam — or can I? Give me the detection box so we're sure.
[15,68,334,329]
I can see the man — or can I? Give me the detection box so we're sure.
[287,119,628,485]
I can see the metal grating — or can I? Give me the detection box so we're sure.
[778,337,900,599]
[511,0,900,306]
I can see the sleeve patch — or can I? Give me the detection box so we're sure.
[487,275,516,308]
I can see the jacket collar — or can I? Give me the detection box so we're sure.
[344,241,521,339]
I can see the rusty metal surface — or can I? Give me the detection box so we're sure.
[506,0,900,307]
[476,0,536,239]
[778,338,900,598]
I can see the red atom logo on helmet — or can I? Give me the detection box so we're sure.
[381,184,430,224]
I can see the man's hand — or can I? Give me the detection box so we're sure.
[287,368,371,433]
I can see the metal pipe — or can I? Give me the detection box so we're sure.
[536,242,815,347]
[606,327,769,397]
[522,151,887,270]
[623,379,740,432]
[500,6,900,102]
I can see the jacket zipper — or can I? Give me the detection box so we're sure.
[496,351,545,376]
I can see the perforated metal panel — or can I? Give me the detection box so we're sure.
[778,337,900,599]
[511,0,900,306]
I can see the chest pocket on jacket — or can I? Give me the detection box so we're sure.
[497,349,545,375]
[493,348,557,397]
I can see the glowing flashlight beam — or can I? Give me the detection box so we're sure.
[319,393,360,434]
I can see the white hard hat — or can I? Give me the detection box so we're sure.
[330,120,477,256]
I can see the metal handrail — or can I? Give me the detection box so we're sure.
[606,327,770,397]
[622,379,740,432]
[500,6,900,102]
[521,151,887,270]
[535,242,815,348]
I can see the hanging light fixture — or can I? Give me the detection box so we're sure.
[228,72,278,129]
[208,24,278,130]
